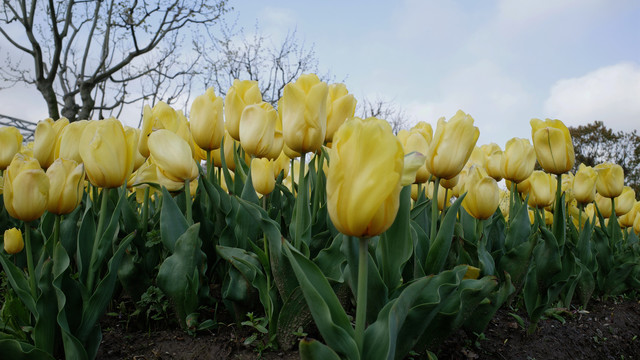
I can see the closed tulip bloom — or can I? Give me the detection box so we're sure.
[530,118,575,174]
[282,73,329,154]
[124,127,147,172]
[325,83,357,143]
[400,128,430,183]
[451,168,469,198]
[401,152,427,186]
[251,158,276,196]
[225,80,263,141]
[273,151,290,179]
[412,121,433,142]
[189,87,225,151]
[46,158,84,215]
[239,102,284,159]
[485,151,504,181]
[440,174,459,190]
[614,186,635,216]
[573,164,597,204]
[527,171,556,208]
[4,228,24,254]
[619,201,639,228]
[79,118,136,188]
[0,126,23,170]
[148,129,198,182]
[467,146,485,168]
[594,162,624,198]
[138,102,181,157]
[34,117,69,169]
[501,138,536,184]
[462,167,500,220]
[498,189,510,218]
[3,154,49,222]
[595,193,612,218]
[55,120,88,163]
[634,208,640,234]
[327,117,404,237]
[425,110,479,180]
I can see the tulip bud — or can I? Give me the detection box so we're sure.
[619,201,639,228]
[148,129,198,182]
[239,102,283,159]
[79,118,136,188]
[34,117,69,169]
[225,79,263,141]
[401,152,427,186]
[498,189,510,218]
[325,83,356,143]
[399,128,430,183]
[485,151,504,181]
[190,87,225,151]
[425,111,479,180]
[326,117,404,237]
[594,162,624,198]
[530,118,575,175]
[501,138,536,184]
[634,208,640,235]
[3,154,49,222]
[595,193,612,218]
[614,186,635,216]
[527,171,556,208]
[0,126,23,170]
[573,164,597,204]
[462,166,500,220]
[55,120,89,163]
[282,74,329,154]
[46,158,84,215]
[3,228,24,254]
[440,174,459,190]
[273,151,291,179]
[251,158,276,196]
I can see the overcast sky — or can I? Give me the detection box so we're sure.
[1,0,639,148]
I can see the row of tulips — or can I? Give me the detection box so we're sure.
[1,73,640,360]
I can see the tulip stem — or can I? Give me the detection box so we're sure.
[294,154,306,249]
[87,187,110,293]
[355,236,369,355]
[206,150,212,183]
[430,177,441,244]
[578,203,583,230]
[311,151,325,223]
[141,187,150,240]
[53,214,61,252]
[290,158,296,195]
[440,188,449,223]
[24,224,37,299]
[185,178,193,225]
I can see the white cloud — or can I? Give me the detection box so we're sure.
[543,62,640,132]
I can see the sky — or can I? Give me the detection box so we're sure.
[1,0,639,148]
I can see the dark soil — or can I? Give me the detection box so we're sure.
[97,297,640,360]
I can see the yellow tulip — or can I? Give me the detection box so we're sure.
[425,110,479,180]
[282,73,329,154]
[124,127,147,172]
[530,118,575,175]
[401,152,427,186]
[463,265,481,280]
[595,193,612,218]
[325,83,357,143]
[527,209,553,225]
[251,157,276,196]
[211,131,250,171]
[190,87,225,151]
[634,208,640,234]
[501,138,536,184]
[273,151,290,179]
[55,120,88,163]
[573,164,597,204]
[326,117,404,237]
[412,121,433,142]
[498,189,510,218]
[440,174,459,190]
[138,102,181,157]
[466,146,485,168]
[79,118,136,188]
[3,154,49,222]
[527,171,556,208]
[399,128,430,183]
[485,151,504,181]
[451,168,469,198]
[225,79,263,141]
[462,166,500,220]
[619,201,639,228]
[239,102,284,159]
[4,228,24,254]
[614,186,635,216]
[34,117,69,169]
[411,184,420,202]
[148,129,198,182]
[594,162,624,198]
[46,158,84,215]
[0,126,23,170]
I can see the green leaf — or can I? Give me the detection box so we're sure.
[241,162,260,204]
[0,252,37,315]
[0,338,54,360]
[34,260,57,354]
[160,186,189,252]
[424,194,465,275]
[299,338,342,360]
[76,204,96,285]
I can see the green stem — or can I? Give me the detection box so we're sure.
[578,203,583,230]
[294,154,306,248]
[311,151,325,222]
[206,150,212,183]
[355,237,369,355]
[440,187,449,223]
[141,186,150,240]
[24,224,37,299]
[430,177,441,242]
[86,187,110,293]
[53,214,61,250]
[290,158,296,195]
[185,178,192,225]
[509,181,516,223]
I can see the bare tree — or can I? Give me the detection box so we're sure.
[360,96,409,134]
[0,0,228,121]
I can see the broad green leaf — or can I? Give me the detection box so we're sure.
[424,194,465,275]
[160,186,189,252]
[299,338,342,360]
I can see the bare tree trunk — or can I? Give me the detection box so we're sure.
[37,81,60,120]
[78,83,95,121]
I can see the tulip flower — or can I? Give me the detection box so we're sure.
[281,73,329,154]
[595,193,612,218]
[594,162,624,198]
[425,110,479,180]
[46,158,85,215]
[401,152,427,186]
[3,154,50,222]
[326,116,404,237]
[211,131,251,171]
[412,121,433,142]
[239,102,284,159]
[498,189,510,218]
[190,87,225,151]
[462,166,500,220]
[485,151,503,181]
[34,117,69,169]
[634,209,640,235]
[399,128,430,183]
[530,118,575,175]
[0,126,23,170]
[251,157,276,196]
[3,228,24,254]
[138,102,181,157]
[148,129,198,182]
[527,171,556,208]
[501,138,536,184]
[54,120,88,164]
[325,83,357,143]
[573,164,597,204]
[440,174,459,190]
[614,186,635,216]
[451,168,469,198]
[619,201,639,228]
[225,79,263,141]
[124,127,147,172]
[273,151,290,179]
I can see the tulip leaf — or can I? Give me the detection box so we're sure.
[60,207,81,256]
[552,190,566,250]
[314,234,347,282]
[0,338,55,360]
[283,242,359,360]
[424,194,465,275]
[299,338,342,360]
[34,259,57,355]
[160,186,189,252]
[76,204,96,285]
[241,166,260,204]
[504,196,531,250]
[464,273,515,334]
[0,252,37,316]
[278,287,313,351]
